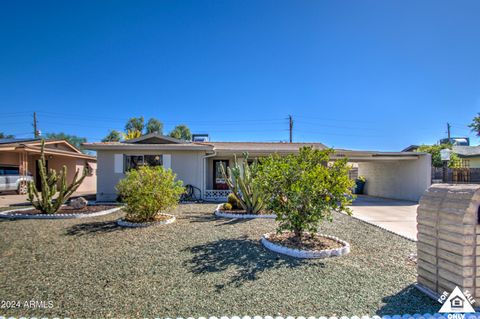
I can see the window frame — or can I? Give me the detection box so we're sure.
[123,154,163,172]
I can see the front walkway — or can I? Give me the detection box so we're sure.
[349,195,418,241]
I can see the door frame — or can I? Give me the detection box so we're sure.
[213,159,229,190]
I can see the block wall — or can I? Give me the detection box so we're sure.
[417,184,480,299]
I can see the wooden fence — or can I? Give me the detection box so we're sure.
[432,167,480,183]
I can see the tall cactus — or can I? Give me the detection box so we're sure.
[27,140,87,214]
[220,153,266,214]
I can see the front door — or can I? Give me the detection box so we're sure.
[213,160,229,190]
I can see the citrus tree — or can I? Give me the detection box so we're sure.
[116,166,184,222]
[256,147,354,240]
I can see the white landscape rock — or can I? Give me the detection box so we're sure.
[69,197,88,209]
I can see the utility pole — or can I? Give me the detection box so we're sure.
[288,115,293,143]
[447,122,451,141]
[33,112,39,137]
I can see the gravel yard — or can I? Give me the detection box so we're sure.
[0,203,438,318]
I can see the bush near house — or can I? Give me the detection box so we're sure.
[416,143,462,168]
[116,166,185,222]
[256,147,355,240]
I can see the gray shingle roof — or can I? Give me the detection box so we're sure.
[453,145,480,157]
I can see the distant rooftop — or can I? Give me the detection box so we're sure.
[0,138,40,145]
[453,145,480,157]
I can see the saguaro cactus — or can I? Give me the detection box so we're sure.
[27,140,87,214]
[220,153,266,214]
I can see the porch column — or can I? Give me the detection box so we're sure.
[19,151,28,176]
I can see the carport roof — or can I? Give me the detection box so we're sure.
[332,149,428,161]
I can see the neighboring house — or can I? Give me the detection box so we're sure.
[0,138,97,194]
[84,133,431,202]
[402,144,480,168]
[452,146,480,168]
[402,145,419,152]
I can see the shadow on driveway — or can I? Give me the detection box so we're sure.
[352,195,418,207]
[183,236,322,290]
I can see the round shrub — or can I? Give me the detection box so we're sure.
[116,166,185,222]
[227,193,240,209]
[223,203,233,210]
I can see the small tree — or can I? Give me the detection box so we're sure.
[125,116,145,133]
[45,132,88,153]
[416,144,459,168]
[102,130,122,142]
[146,118,164,134]
[220,153,267,214]
[256,147,354,240]
[469,113,480,136]
[448,153,463,168]
[0,132,14,139]
[27,140,87,214]
[169,124,192,141]
[116,166,185,222]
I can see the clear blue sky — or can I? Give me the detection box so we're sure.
[1,0,479,151]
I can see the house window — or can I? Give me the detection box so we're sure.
[124,155,163,171]
[85,162,94,176]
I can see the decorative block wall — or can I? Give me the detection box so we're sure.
[417,184,480,299]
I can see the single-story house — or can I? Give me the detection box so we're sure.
[451,145,480,168]
[0,138,97,194]
[84,133,431,202]
[402,144,480,168]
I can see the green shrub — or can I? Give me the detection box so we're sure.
[223,203,233,210]
[357,175,366,182]
[256,147,355,240]
[227,193,240,209]
[116,165,185,222]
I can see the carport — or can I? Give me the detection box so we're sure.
[334,150,431,202]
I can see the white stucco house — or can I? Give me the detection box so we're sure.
[84,133,431,202]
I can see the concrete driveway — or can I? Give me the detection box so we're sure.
[0,191,95,207]
[349,195,418,241]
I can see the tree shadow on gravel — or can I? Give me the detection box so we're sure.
[0,218,19,223]
[184,236,323,290]
[65,220,125,236]
[179,212,216,223]
[376,284,439,315]
[180,212,252,226]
